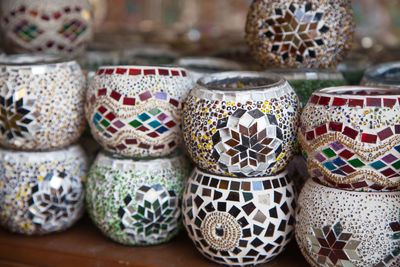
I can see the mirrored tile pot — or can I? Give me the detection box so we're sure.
[183,71,301,177]
[86,151,191,246]
[0,144,88,235]
[0,54,87,151]
[182,167,296,266]
[299,86,400,191]
[361,61,400,89]
[85,65,194,157]
[296,178,400,267]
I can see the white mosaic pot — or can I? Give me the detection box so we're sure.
[0,144,88,235]
[0,54,87,151]
[86,151,191,246]
[182,167,296,266]
[296,178,400,266]
[361,61,400,89]
[85,65,194,157]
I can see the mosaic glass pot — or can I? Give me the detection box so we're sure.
[0,54,87,151]
[183,71,301,177]
[361,61,400,89]
[270,68,346,105]
[296,179,400,267]
[182,167,296,266]
[299,86,400,191]
[85,65,194,157]
[0,0,93,56]
[245,0,354,68]
[0,144,88,235]
[86,151,191,246]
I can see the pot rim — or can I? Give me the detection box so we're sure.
[269,68,344,81]
[0,54,76,67]
[177,57,243,70]
[97,64,186,71]
[363,61,400,85]
[312,85,400,97]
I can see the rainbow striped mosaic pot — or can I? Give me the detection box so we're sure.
[86,151,191,246]
[85,65,194,157]
[183,71,301,177]
[0,54,87,151]
[299,86,400,191]
[182,167,296,266]
[0,144,88,235]
[0,0,93,56]
[296,179,400,267]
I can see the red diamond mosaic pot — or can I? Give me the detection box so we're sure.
[361,61,400,89]
[245,0,354,68]
[0,144,89,235]
[0,55,87,151]
[0,0,93,56]
[85,66,194,157]
[183,71,301,177]
[299,86,400,191]
[182,167,296,266]
[296,179,400,267]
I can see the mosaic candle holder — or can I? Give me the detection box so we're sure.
[183,71,301,177]
[299,86,400,191]
[271,69,346,105]
[296,178,400,267]
[0,55,87,151]
[0,144,88,235]
[245,0,354,68]
[361,61,400,89]
[86,151,191,246]
[0,0,93,56]
[86,66,194,157]
[182,167,296,266]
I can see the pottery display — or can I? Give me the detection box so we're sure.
[0,54,87,151]
[182,167,296,266]
[85,65,194,157]
[270,69,346,105]
[361,61,400,88]
[183,71,301,177]
[296,178,400,266]
[177,57,243,82]
[0,144,88,235]
[0,0,93,56]
[299,86,400,191]
[86,151,191,246]
[245,0,354,68]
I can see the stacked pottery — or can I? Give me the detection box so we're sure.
[0,54,89,235]
[85,65,193,245]
[297,86,400,266]
[182,71,301,265]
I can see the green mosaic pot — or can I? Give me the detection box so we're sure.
[86,151,191,246]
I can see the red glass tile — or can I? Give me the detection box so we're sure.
[19,6,26,13]
[384,98,396,107]
[138,143,151,149]
[125,139,137,144]
[381,168,396,177]
[158,69,169,75]
[154,145,165,150]
[395,125,400,134]
[147,132,159,138]
[348,99,364,107]
[106,126,117,134]
[98,106,107,114]
[300,125,306,135]
[352,181,368,188]
[338,149,354,160]
[361,133,377,144]
[116,144,127,150]
[332,97,347,106]
[168,141,176,148]
[98,88,107,96]
[41,15,50,21]
[97,69,105,75]
[181,70,187,77]
[315,125,327,136]
[105,112,116,121]
[105,69,114,74]
[324,177,337,187]
[318,248,330,257]
[332,241,346,249]
[137,126,149,132]
[306,131,315,141]
[123,97,135,106]
[387,186,398,190]
[129,69,141,75]
[318,96,330,105]
[370,184,384,190]
[366,98,381,107]
[169,98,179,107]
[337,183,352,189]
[329,122,343,132]
[340,165,356,174]
[64,7,71,13]
[144,69,156,75]
[342,127,358,139]
[171,70,180,76]
[378,127,394,141]
[139,91,152,101]
[165,120,177,128]
[110,90,121,101]
[90,95,95,104]
[46,41,54,48]
[116,68,127,74]
[53,11,61,19]
[310,95,319,104]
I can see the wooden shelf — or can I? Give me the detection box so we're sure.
[0,215,309,267]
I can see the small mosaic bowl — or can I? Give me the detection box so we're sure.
[299,86,400,191]
[182,167,296,266]
[0,0,93,56]
[361,61,400,89]
[271,68,346,105]
[86,65,194,157]
[296,178,400,267]
[86,150,191,246]
[0,54,87,151]
[0,144,88,235]
[183,71,301,177]
[245,0,354,68]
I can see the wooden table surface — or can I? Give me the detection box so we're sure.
[0,215,309,267]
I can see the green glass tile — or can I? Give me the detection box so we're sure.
[322,148,336,158]
[242,192,253,202]
[148,108,161,116]
[138,113,151,121]
[165,217,173,223]
[348,158,365,168]
[164,209,172,215]
[161,224,168,230]
[153,200,160,209]
[137,228,143,234]
[129,120,142,128]
[132,214,143,221]
[392,160,400,170]
[137,205,145,215]
[133,222,142,227]
[162,202,168,209]
[144,200,151,209]
[148,120,162,129]
[100,119,110,127]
